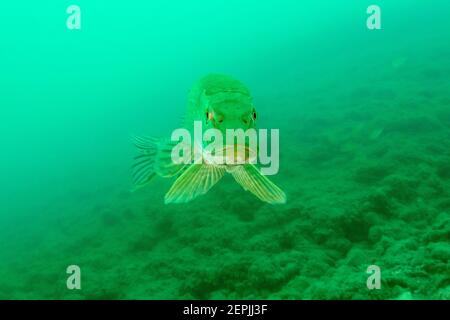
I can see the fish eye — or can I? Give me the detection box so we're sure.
[252,110,257,120]
[214,113,224,124]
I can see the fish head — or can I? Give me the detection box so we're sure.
[204,98,257,134]
[203,96,258,164]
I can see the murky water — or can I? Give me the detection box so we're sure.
[0,1,449,299]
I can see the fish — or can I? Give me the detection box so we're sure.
[132,74,286,204]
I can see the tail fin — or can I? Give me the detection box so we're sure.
[131,135,158,191]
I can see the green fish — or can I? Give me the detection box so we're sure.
[132,74,286,204]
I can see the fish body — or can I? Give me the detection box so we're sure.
[133,74,286,204]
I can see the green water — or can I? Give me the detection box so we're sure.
[1,0,449,299]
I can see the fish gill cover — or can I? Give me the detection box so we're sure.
[0,0,449,300]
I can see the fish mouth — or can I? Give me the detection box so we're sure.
[207,144,257,165]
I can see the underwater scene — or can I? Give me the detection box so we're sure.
[0,0,449,299]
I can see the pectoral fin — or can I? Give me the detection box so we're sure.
[231,164,286,204]
[165,164,226,204]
